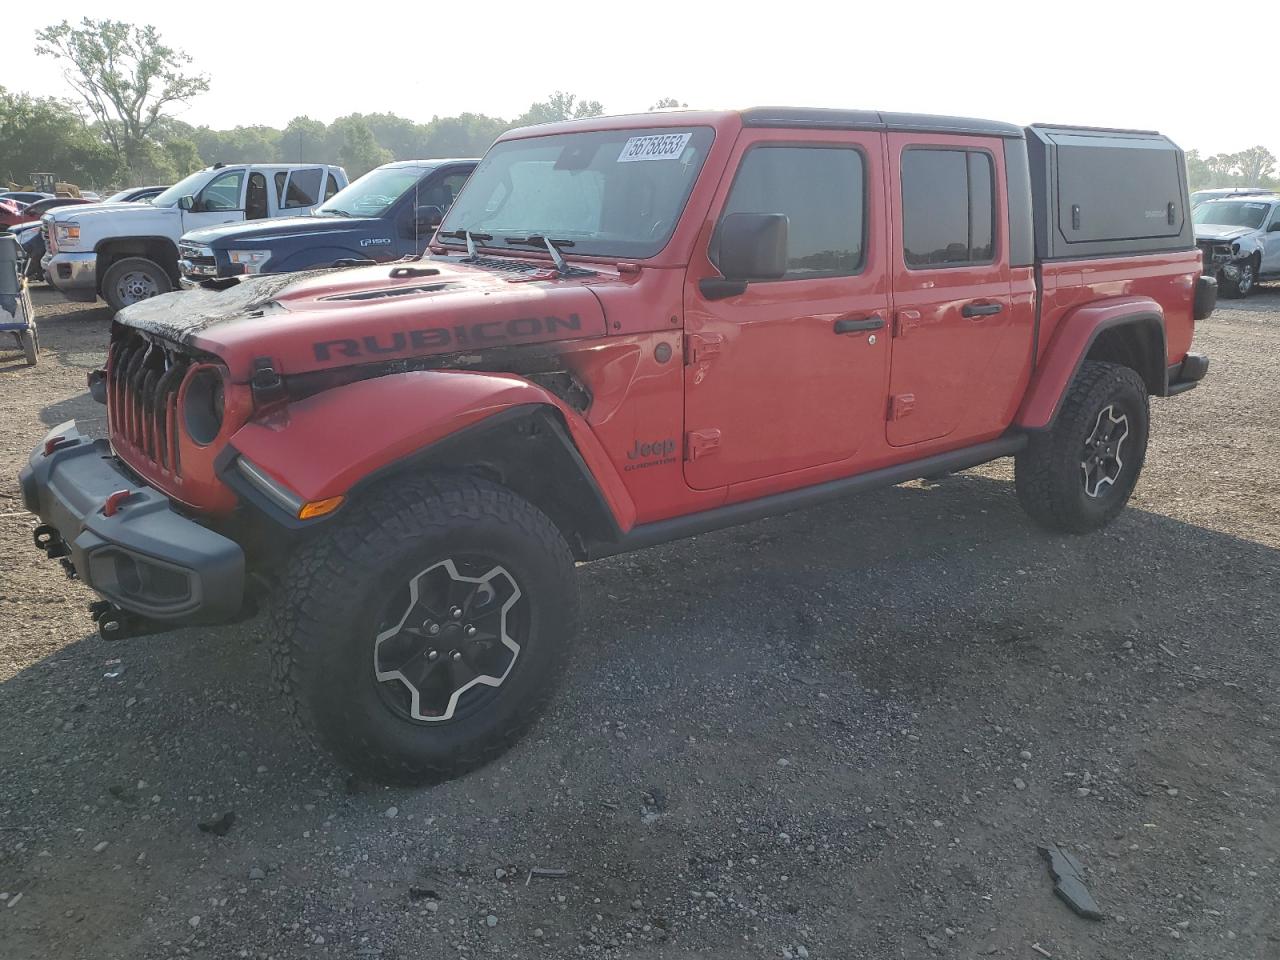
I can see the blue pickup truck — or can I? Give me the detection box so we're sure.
[178,159,476,282]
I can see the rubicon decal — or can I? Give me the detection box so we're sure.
[313,314,583,361]
[624,437,677,472]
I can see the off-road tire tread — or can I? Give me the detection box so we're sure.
[1015,361,1148,534]
[268,473,577,784]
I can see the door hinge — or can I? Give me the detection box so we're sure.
[894,310,923,338]
[684,332,723,364]
[685,428,722,461]
[888,393,916,421]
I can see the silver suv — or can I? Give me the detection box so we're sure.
[1193,194,1280,298]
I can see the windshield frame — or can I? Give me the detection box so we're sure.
[1193,199,1275,230]
[316,164,432,219]
[437,125,716,261]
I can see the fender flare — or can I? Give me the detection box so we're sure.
[225,369,636,545]
[1016,297,1166,430]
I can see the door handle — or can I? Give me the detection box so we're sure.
[833,314,885,334]
[961,301,1004,318]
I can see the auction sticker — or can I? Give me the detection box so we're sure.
[618,132,692,163]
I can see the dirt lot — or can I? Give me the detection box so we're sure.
[1,286,1277,960]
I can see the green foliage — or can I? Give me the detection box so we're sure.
[0,86,117,187]
[5,69,621,187]
[649,97,687,110]
[512,91,605,128]
[35,18,209,178]
[329,117,394,179]
[1187,146,1279,192]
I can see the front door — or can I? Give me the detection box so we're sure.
[181,168,248,232]
[1262,203,1280,276]
[683,132,891,491]
[885,135,1015,447]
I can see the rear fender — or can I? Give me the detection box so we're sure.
[1017,297,1166,429]
[227,370,636,548]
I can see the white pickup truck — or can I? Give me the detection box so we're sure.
[43,162,348,310]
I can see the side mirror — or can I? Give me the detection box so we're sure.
[178,195,195,212]
[719,212,788,280]
[702,212,788,300]
[415,205,445,230]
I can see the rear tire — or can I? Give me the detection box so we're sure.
[270,474,579,785]
[102,256,172,311]
[1015,361,1149,534]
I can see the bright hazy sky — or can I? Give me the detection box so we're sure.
[1,0,1270,162]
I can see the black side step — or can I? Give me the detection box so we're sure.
[588,435,1027,560]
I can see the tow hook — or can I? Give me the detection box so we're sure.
[88,600,153,640]
[33,523,69,558]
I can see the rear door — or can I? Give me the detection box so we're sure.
[683,131,891,490]
[885,135,1015,447]
[276,167,325,215]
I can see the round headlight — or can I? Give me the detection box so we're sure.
[184,367,225,445]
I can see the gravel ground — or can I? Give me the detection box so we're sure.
[1,286,1277,960]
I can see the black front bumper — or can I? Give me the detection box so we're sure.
[19,421,245,627]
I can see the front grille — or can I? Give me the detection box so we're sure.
[41,221,54,254]
[179,243,215,269]
[108,336,192,477]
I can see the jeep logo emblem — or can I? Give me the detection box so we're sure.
[624,437,677,472]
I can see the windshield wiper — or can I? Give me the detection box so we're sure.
[439,229,494,259]
[318,208,351,217]
[504,235,575,273]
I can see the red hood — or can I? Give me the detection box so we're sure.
[115,258,611,381]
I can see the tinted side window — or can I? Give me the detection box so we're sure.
[283,168,322,208]
[721,146,865,279]
[274,171,287,206]
[902,149,996,267]
[324,173,340,200]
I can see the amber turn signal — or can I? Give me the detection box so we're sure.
[298,496,345,520]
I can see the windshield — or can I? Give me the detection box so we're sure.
[1194,200,1272,229]
[151,169,216,208]
[317,165,426,218]
[438,126,715,259]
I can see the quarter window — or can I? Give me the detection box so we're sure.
[719,146,865,279]
[901,149,996,267]
[324,173,341,200]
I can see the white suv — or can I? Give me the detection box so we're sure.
[43,162,348,310]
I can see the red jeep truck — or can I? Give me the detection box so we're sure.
[20,109,1214,784]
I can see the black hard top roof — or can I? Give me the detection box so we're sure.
[740,107,1025,139]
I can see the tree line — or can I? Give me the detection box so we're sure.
[7,18,1274,194]
[3,18,686,191]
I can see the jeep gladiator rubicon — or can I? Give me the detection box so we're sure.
[20,109,1214,785]
[179,160,476,284]
[42,163,348,311]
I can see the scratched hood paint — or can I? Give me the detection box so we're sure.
[115,259,610,381]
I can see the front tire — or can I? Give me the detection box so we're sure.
[1015,361,1149,534]
[270,474,579,785]
[102,256,173,311]
[1221,256,1258,299]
